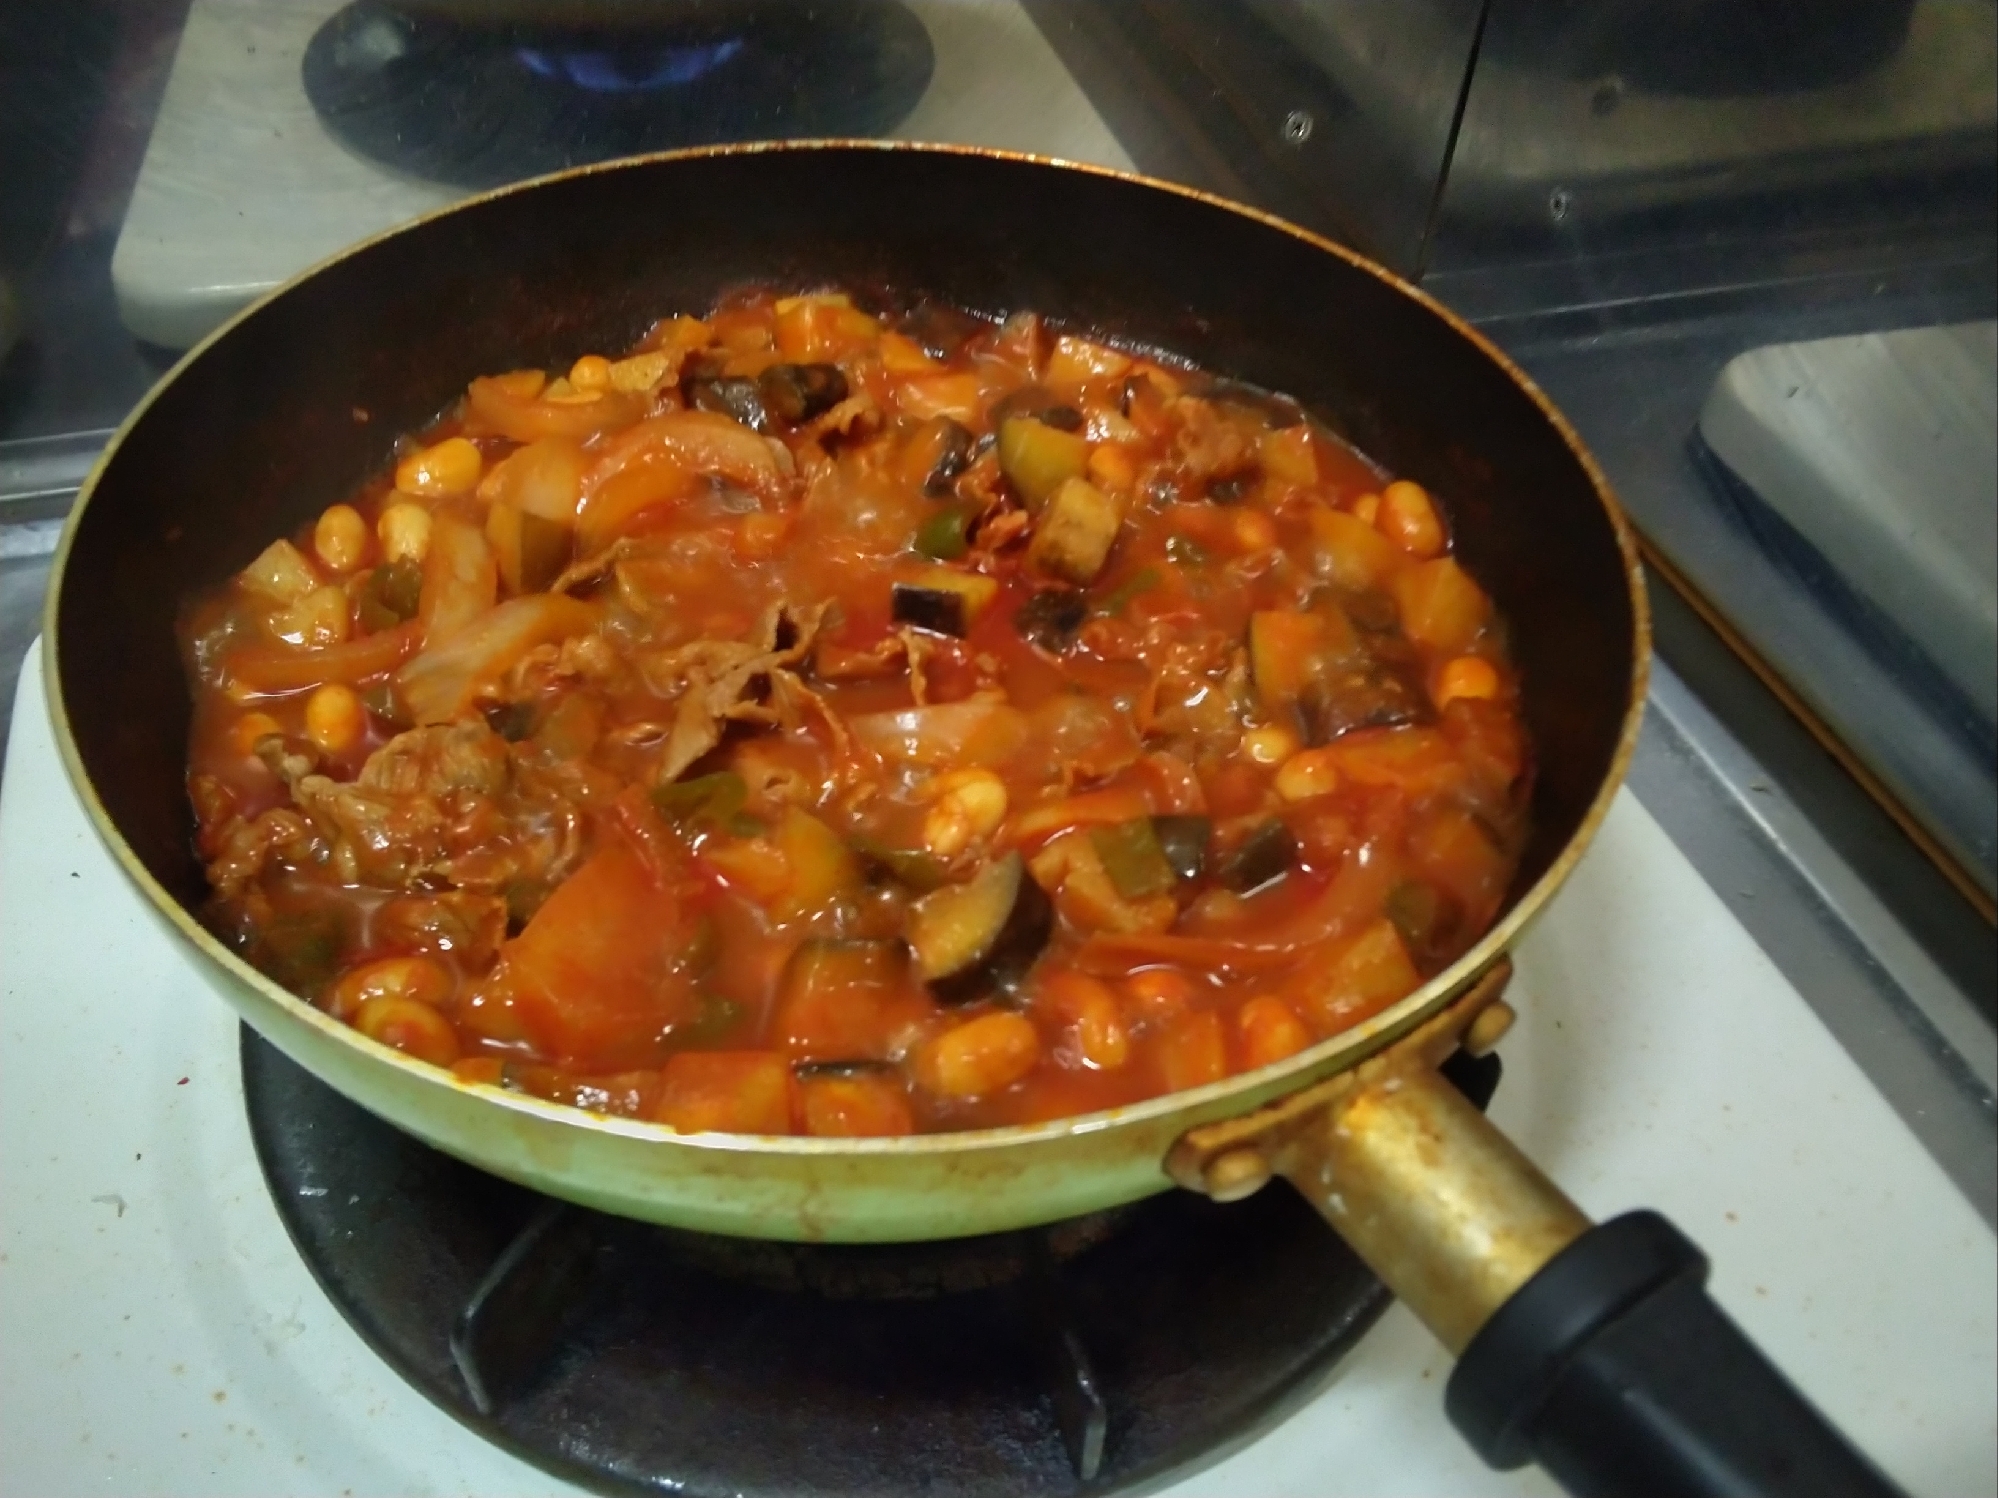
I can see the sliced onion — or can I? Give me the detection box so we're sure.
[395,594,598,725]
[586,408,794,503]
[848,701,1029,768]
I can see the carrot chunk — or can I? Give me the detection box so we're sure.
[800,1072,916,1137]
[493,841,699,1070]
[654,1052,796,1135]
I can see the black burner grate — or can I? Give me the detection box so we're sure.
[244,1029,1498,1496]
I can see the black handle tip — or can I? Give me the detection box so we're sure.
[1446,1211,1905,1498]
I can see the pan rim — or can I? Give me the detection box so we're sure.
[43,139,1651,1160]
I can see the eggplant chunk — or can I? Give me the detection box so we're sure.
[891,566,999,637]
[1014,587,1088,653]
[907,851,1054,1004]
[794,1058,898,1080]
[1219,819,1295,894]
[990,385,1084,431]
[1150,814,1212,881]
[906,416,975,497]
[1300,665,1428,742]
[686,375,773,433]
[896,300,985,359]
[759,362,849,425]
[1026,477,1121,585]
[481,700,536,742]
[1248,606,1362,716]
[891,585,967,638]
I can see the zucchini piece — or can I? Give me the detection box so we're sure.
[356,558,423,632]
[907,851,1054,1004]
[1385,878,1456,967]
[772,806,863,919]
[854,839,951,893]
[486,504,573,595]
[255,908,350,995]
[1091,818,1177,901]
[683,991,746,1043]
[1150,814,1212,881]
[1095,566,1160,617]
[359,678,410,731]
[757,362,849,425]
[1026,477,1121,585]
[913,504,976,561]
[997,415,1090,510]
[1014,587,1087,652]
[1219,819,1295,894]
[652,771,749,831]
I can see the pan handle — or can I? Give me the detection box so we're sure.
[1167,969,1903,1498]
[1447,1207,1902,1498]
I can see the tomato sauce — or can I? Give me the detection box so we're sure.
[181,288,1531,1137]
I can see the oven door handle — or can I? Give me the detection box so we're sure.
[1446,1209,1903,1498]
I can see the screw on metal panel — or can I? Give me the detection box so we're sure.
[1548,187,1573,222]
[1282,110,1314,145]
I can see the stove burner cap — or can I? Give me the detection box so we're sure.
[302,0,934,189]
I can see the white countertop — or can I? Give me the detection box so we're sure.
[2,638,1993,1497]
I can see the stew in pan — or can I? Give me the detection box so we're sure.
[180,287,1531,1137]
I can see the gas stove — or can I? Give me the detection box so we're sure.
[2,637,1992,1495]
[111,0,1132,350]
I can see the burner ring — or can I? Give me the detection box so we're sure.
[302,0,935,190]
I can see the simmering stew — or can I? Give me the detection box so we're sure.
[182,290,1531,1136]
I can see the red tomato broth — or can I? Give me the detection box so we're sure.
[180,289,1533,1138]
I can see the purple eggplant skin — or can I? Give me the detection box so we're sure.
[1150,814,1213,881]
[891,584,970,638]
[1219,818,1295,894]
[1013,587,1088,652]
[758,362,849,424]
[911,853,1056,1006]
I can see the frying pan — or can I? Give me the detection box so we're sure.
[47,144,1896,1496]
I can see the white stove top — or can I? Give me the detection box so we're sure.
[112,0,1134,349]
[1,638,1993,1497]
